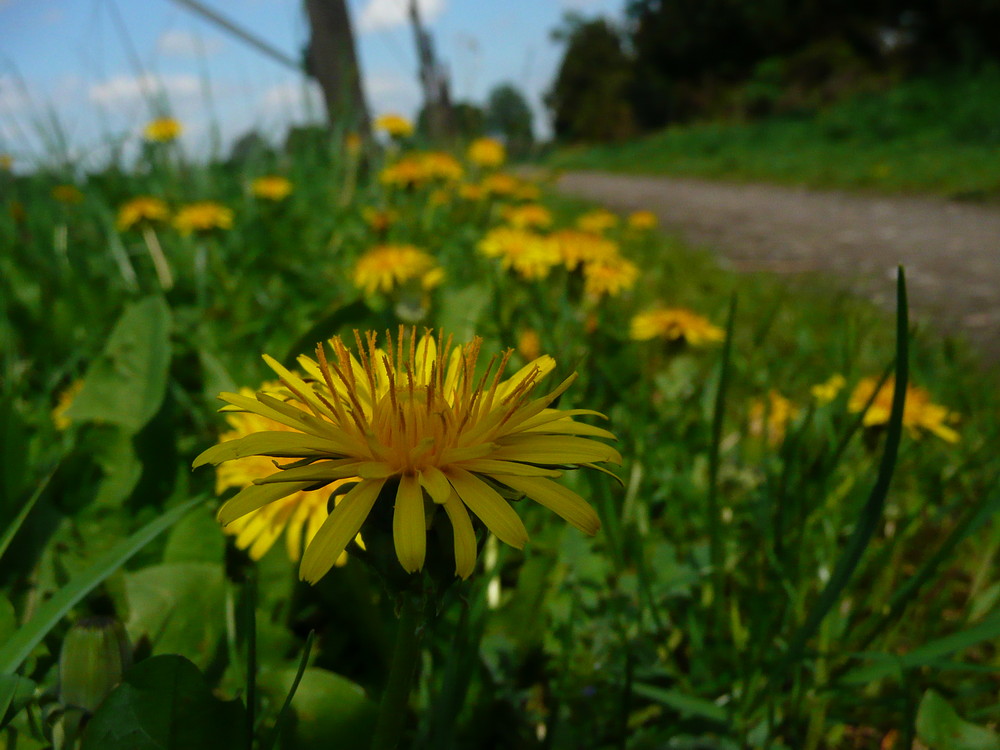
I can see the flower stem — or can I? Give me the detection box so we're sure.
[142,225,174,290]
[370,592,423,750]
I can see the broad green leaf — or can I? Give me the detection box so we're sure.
[162,504,225,564]
[916,690,1000,750]
[124,562,226,669]
[93,429,142,507]
[66,295,172,434]
[81,655,247,750]
[0,595,15,643]
[0,673,36,730]
[436,284,491,343]
[257,667,377,749]
[0,497,203,674]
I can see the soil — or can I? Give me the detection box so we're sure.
[552,171,1000,368]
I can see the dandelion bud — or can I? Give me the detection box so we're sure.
[59,616,132,712]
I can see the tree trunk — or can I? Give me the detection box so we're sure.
[304,0,370,134]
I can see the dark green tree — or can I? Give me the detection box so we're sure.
[545,15,636,142]
[484,83,534,156]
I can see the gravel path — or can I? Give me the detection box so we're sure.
[554,171,1000,366]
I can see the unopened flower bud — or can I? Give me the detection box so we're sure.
[59,616,132,712]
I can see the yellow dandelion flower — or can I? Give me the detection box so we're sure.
[628,211,658,230]
[478,227,561,281]
[583,257,639,299]
[480,173,521,197]
[848,377,960,443]
[353,245,439,296]
[251,175,293,202]
[193,328,620,581]
[52,380,85,431]
[811,374,847,404]
[380,152,464,188]
[503,204,552,230]
[52,184,84,204]
[458,182,485,201]
[116,196,170,232]
[215,384,361,564]
[380,158,427,188]
[749,391,799,447]
[143,117,183,143]
[173,202,234,235]
[550,229,620,271]
[0,154,12,171]
[576,209,619,234]
[467,137,506,169]
[375,113,414,138]
[629,308,725,346]
[420,152,464,182]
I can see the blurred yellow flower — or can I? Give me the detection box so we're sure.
[344,132,362,153]
[583,256,639,299]
[421,151,464,181]
[194,328,619,581]
[518,329,542,361]
[811,374,847,404]
[629,308,724,346]
[143,117,183,142]
[0,154,12,171]
[380,152,463,188]
[628,211,658,230]
[749,391,799,447]
[503,204,552,229]
[374,113,414,138]
[52,380,85,430]
[116,196,170,231]
[215,385,362,564]
[467,137,506,168]
[458,182,485,201]
[848,376,960,443]
[52,184,84,204]
[353,244,440,296]
[251,175,293,201]
[478,227,561,281]
[577,209,619,234]
[550,229,620,271]
[173,201,234,235]
[480,173,521,197]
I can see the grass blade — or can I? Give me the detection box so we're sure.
[259,631,315,750]
[0,463,58,562]
[778,267,908,673]
[632,682,728,724]
[0,496,205,674]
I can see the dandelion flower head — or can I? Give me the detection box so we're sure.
[629,308,725,346]
[628,211,658,231]
[503,204,553,230]
[576,209,619,234]
[848,376,959,443]
[353,244,441,296]
[467,137,506,169]
[251,176,293,202]
[749,391,799,447]
[194,328,620,582]
[810,374,847,405]
[52,184,84,204]
[173,201,234,235]
[478,227,561,281]
[583,256,639,299]
[143,117,183,143]
[375,113,414,138]
[116,196,170,232]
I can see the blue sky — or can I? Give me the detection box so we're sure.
[0,0,622,166]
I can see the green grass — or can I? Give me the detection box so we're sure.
[2,118,1000,749]
[548,67,1000,200]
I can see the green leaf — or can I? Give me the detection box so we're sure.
[67,295,172,434]
[93,429,143,507]
[0,673,36,730]
[0,497,204,674]
[81,655,247,750]
[124,562,226,670]
[916,690,1000,750]
[257,667,377,749]
[0,595,15,644]
[162,505,225,564]
[436,284,491,342]
[632,682,728,724]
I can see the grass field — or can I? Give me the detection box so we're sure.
[548,67,1000,201]
[2,115,1000,749]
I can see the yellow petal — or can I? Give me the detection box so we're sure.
[218,481,317,526]
[299,478,385,583]
[490,435,622,465]
[393,474,426,573]
[459,459,562,477]
[447,467,528,549]
[252,460,367,484]
[441,490,476,578]
[193,431,343,468]
[418,466,452,503]
[496,475,600,535]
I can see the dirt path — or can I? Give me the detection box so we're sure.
[554,171,1000,366]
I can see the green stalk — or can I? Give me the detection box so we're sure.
[370,594,424,750]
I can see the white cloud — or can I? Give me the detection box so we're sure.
[89,73,201,105]
[358,0,444,33]
[363,71,420,119]
[0,75,31,113]
[157,29,224,58]
[258,80,324,113]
